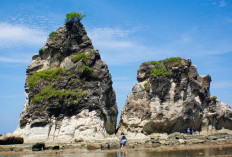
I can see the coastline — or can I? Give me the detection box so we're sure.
[1,133,232,155]
[1,143,232,156]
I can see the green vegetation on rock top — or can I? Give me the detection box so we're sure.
[28,68,64,87]
[143,57,182,67]
[150,66,171,77]
[142,57,183,78]
[163,57,182,67]
[148,60,171,78]
[65,11,86,23]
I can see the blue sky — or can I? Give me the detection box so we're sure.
[0,0,232,134]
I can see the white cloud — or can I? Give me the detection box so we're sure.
[88,27,161,65]
[88,27,232,65]
[89,27,131,40]
[88,27,139,49]
[0,23,47,48]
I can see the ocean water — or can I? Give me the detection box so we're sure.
[1,146,232,157]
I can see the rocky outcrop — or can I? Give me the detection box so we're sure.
[14,21,118,143]
[117,57,232,138]
[0,134,24,145]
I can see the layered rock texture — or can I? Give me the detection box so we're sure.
[118,57,232,138]
[14,21,118,143]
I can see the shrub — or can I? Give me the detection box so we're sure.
[89,49,96,53]
[211,96,217,101]
[65,11,86,23]
[142,61,159,67]
[143,57,182,67]
[163,57,182,67]
[71,53,88,63]
[150,67,170,77]
[144,82,150,92]
[28,68,63,87]
[142,57,183,78]
[49,31,58,40]
[150,61,170,77]
[71,50,96,63]
[39,48,44,56]
[78,65,94,75]
[77,65,98,79]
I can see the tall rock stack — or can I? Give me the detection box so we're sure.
[117,57,232,138]
[14,21,118,143]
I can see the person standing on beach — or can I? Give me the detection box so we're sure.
[119,133,127,149]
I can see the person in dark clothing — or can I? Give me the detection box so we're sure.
[190,127,193,135]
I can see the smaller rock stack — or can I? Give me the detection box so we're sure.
[117,57,232,138]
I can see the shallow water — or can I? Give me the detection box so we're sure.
[1,147,232,157]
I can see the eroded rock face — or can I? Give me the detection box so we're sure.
[0,134,24,145]
[117,57,232,137]
[14,21,118,143]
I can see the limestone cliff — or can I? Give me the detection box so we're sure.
[14,21,118,143]
[117,57,232,138]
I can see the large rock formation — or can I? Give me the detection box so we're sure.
[117,57,232,138]
[14,21,118,143]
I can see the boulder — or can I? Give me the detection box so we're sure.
[32,143,45,151]
[53,146,60,150]
[109,142,120,149]
[74,137,84,143]
[86,143,101,150]
[118,57,232,137]
[0,134,23,145]
[101,143,110,150]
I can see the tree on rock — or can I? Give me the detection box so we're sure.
[65,11,86,23]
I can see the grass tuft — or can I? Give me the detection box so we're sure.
[71,50,96,63]
[163,57,182,67]
[150,61,170,77]
[28,68,63,87]
[49,31,58,40]
[32,86,87,104]
[211,96,217,101]
[78,65,94,76]
[39,48,44,56]
[71,53,88,63]
[150,67,171,77]
[144,82,150,92]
